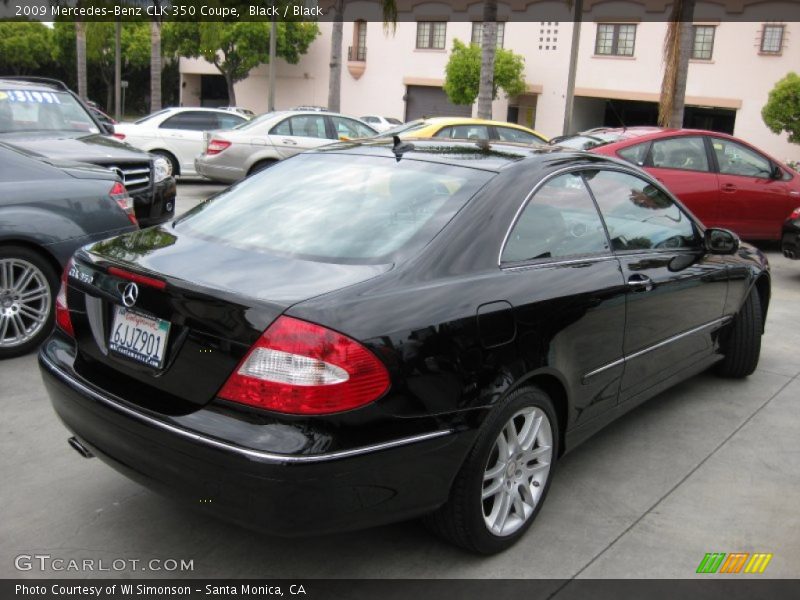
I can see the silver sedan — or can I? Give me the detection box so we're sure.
[195,110,377,183]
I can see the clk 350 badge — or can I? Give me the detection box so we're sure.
[68,263,93,285]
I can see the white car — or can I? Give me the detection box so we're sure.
[113,107,249,177]
[195,110,378,184]
[359,115,403,132]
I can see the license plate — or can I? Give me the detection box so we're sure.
[109,306,170,369]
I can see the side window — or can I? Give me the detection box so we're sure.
[711,138,773,178]
[585,169,700,251]
[332,117,375,139]
[361,116,378,124]
[495,127,544,145]
[502,172,610,264]
[617,142,649,166]
[435,124,490,140]
[270,115,327,139]
[649,136,710,172]
[160,111,218,131]
[216,113,246,130]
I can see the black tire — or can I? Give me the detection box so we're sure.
[151,150,179,177]
[0,246,59,359]
[247,159,278,176]
[424,386,559,554]
[715,286,762,378]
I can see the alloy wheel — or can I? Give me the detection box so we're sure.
[482,406,553,537]
[0,258,52,349]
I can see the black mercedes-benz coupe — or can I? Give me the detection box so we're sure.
[39,139,770,554]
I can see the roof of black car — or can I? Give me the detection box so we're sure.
[314,138,604,173]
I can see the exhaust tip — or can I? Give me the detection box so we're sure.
[68,436,94,459]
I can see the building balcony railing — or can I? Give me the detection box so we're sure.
[348,46,367,62]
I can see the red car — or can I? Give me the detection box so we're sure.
[555,127,800,240]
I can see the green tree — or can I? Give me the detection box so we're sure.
[444,39,526,107]
[164,21,319,106]
[0,21,53,75]
[762,72,800,144]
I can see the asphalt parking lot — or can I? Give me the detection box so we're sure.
[1,180,798,579]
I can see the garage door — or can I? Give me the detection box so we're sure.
[405,85,472,121]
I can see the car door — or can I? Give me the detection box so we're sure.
[584,168,729,404]
[708,136,790,239]
[268,114,330,159]
[158,111,220,173]
[500,170,627,427]
[642,135,720,228]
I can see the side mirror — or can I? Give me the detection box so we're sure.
[771,164,784,180]
[704,228,740,255]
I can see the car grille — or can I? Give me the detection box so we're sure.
[104,163,152,194]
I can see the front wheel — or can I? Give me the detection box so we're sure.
[0,246,58,358]
[425,386,558,554]
[715,286,763,378]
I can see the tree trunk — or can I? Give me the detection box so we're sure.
[477,1,498,119]
[563,0,584,135]
[150,20,162,112]
[75,21,88,100]
[327,0,344,113]
[225,75,237,106]
[659,0,696,128]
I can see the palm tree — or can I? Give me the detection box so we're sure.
[75,21,87,100]
[150,20,162,112]
[476,1,498,119]
[659,0,696,127]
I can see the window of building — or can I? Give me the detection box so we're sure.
[692,25,715,59]
[471,22,505,48]
[760,24,784,54]
[595,23,637,56]
[416,22,447,50]
[350,20,367,61]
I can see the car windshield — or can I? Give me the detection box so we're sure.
[177,153,492,262]
[381,120,429,137]
[232,111,284,130]
[0,89,98,134]
[553,133,623,151]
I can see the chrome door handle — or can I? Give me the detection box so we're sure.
[627,274,653,292]
[282,139,297,145]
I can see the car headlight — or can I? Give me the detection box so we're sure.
[153,156,171,183]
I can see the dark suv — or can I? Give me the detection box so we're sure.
[0,78,175,227]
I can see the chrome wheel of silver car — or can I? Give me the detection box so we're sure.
[482,406,553,537]
[0,258,52,349]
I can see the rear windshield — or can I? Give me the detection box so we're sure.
[381,120,429,137]
[177,153,492,263]
[0,89,98,134]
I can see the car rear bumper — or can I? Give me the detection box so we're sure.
[195,157,244,184]
[38,336,470,536]
[135,177,176,227]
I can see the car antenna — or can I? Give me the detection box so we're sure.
[392,135,415,160]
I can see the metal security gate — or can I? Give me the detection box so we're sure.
[405,85,472,121]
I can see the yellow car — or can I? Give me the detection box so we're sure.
[382,117,549,145]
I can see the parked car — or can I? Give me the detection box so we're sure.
[0,77,176,227]
[556,127,800,240]
[112,107,249,177]
[195,110,378,183]
[383,117,549,145]
[40,139,769,553]
[360,115,403,132]
[781,207,800,259]
[0,143,137,357]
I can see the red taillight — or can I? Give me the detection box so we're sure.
[218,316,390,415]
[206,139,231,155]
[112,133,126,140]
[109,181,138,227]
[107,266,166,290]
[791,207,800,220]
[55,259,74,337]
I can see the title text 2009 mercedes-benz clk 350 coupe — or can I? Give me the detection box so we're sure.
[39,139,769,554]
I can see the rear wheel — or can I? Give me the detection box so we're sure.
[0,246,58,358]
[715,286,762,378]
[425,386,558,554]
[247,159,278,177]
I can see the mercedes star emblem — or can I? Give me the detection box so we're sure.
[121,282,139,308]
